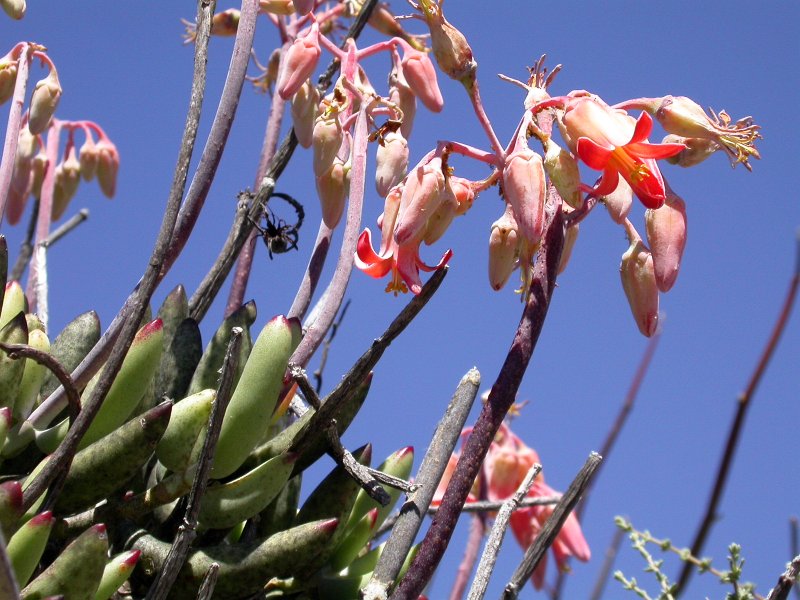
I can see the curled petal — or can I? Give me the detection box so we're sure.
[355,229,392,278]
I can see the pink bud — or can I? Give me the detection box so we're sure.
[0,60,18,105]
[312,112,343,177]
[1,0,25,20]
[6,168,31,225]
[620,236,659,337]
[488,203,520,291]
[52,146,81,220]
[394,157,446,245]
[502,147,546,249]
[389,66,417,139]
[291,0,314,15]
[259,0,296,15]
[401,49,444,113]
[79,136,98,181]
[315,158,349,228]
[28,67,62,135]
[277,23,321,100]
[645,187,687,292]
[449,175,477,215]
[602,177,633,224]
[423,183,458,245]
[375,128,409,198]
[95,136,119,198]
[543,137,582,209]
[291,80,320,148]
[30,150,47,199]
[663,134,719,168]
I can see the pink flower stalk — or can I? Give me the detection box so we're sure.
[645,185,687,292]
[355,183,452,295]
[502,143,546,250]
[401,47,444,113]
[620,230,660,337]
[539,93,685,209]
[277,22,322,100]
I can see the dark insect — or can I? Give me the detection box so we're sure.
[249,192,305,259]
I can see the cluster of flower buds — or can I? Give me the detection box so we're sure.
[6,121,119,225]
[0,43,62,135]
[433,420,590,589]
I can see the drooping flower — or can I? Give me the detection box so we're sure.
[277,22,321,100]
[355,179,452,295]
[536,93,685,209]
[620,227,660,337]
[645,184,687,293]
[400,47,444,113]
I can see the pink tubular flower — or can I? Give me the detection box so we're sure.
[620,231,660,337]
[401,48,444,113]
[542,94,685,209]
[645,185,687,292]
[355,183,452,295]
[277,23,321,100]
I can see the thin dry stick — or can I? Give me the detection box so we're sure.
[326,419,391,506]
[0,342,81,422]
[288,267,447,458]
[767,555,800,600]
[467,464,542,600]
[145,328,242,600]
[43,208,89,247]
[588,526,626,600]
[20,0,216,512]
[551,334,660,599]
[27,0,215,430]
[675,235,800,594]
[365,369,481,600]
[501,452,603,600]
[196,563,220,600]
[391,197,565,600]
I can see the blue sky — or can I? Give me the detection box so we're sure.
[2,1,798,598]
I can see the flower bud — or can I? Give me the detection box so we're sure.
[30,150,47,198]
[95,137,119,198]
[52,147,81,220]
[645,188,687,292]
[312,112,343,177]
[401,48,444,113]
[389,66,417,138]
[419,2,476,84]
[663,134,719,167]
[291,80,319,148]
[6,168,31,225]
[375,128,409,198]
[488,204,520,291]
[28,67,62,135]
[78,137,98,181]
[543,136,582,209]
[394,157,446,245]
[620,236,659,337]
[291,0,314,15]
[502,147,546,249]
[0,60,18,105]
[211,8,240,36]
[602,177,633,224]
[277,23,321,100]
[315,158,349,229]
[449,175,476,215]
[1,0,25,20]
[259,0,295,15]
